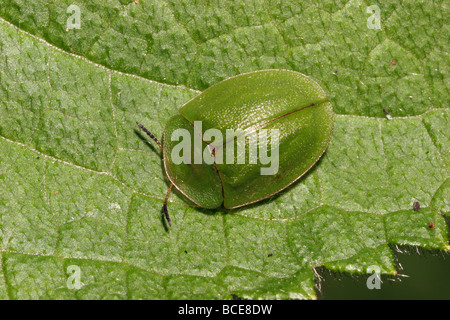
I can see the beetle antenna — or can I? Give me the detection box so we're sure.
[163,183,173,227]
[136,122,163,150]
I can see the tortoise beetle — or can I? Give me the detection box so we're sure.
[138,70,333,226]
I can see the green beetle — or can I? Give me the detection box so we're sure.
[137,69,333,226]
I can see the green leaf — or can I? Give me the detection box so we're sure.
[0,0,448,299]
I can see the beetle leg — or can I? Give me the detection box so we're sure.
[163,183,173,227]
[136,122,163,150]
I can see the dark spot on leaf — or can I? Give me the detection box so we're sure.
[231,293,243,300]
[268,253,273,257]
[413,201,420,211]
